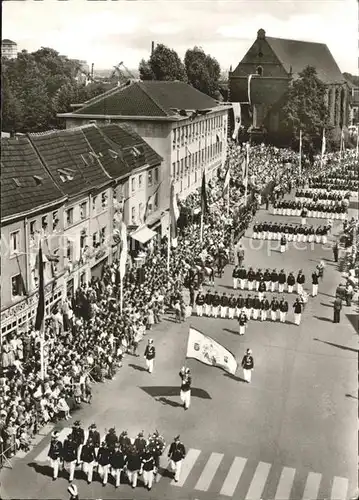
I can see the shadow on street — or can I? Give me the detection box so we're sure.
[128,363,148,372]
[313,338,359,353]
[313,315,332,322]
[141,386,211,399]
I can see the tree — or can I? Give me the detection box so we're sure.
[185,47,221,98]
[282,66,329,151]
[138,44,187,82]
[1,71,24,134]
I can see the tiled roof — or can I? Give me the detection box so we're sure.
[1,136,64,221]
[28,129,110,197]
[265,37,345,84]
[73,81,219,117]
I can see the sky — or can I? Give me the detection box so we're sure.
[2,0,358,74]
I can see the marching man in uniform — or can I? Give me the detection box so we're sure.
[195,290,205,317]
[72,420,85,465]
[80,437,96,484]
[48,430,63,480]
[144,339,155,373]
[110,441,126,488]
[179,367,192,410]
[97,440,112,486]
[140,444,156,491]
[87,423,100,457]
[241,348,254,383]
[62,432,78,483]
[168,435,186,483]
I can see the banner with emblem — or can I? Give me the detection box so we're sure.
[186,327,237,375]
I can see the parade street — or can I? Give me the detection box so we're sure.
[1,208,357,500]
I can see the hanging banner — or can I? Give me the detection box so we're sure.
[232,103,242,140]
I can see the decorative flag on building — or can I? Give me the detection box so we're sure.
[321,128,326,158]
[186,326,238,375]
[232,103,242,140]
[223,164,230,196]
[119,220,128,279]
[170,180,180,248]
[201,171,209,215]
[340,128,345,156]
[35,244,45,331]
[144,182,162,222]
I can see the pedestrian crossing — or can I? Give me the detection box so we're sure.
[33,427,350,499]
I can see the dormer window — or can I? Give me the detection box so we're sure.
[256,66,263,76]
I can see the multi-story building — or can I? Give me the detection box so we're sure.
[229,29,350,140]
[58,80,231,233]
[1,39,17,59]
[1,124,163,340]
[1,136,67,338]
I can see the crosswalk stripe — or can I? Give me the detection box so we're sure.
[275,466,296,499]
[171,448,201,487]
[245,461,271,500]
[331,476,348,500]
[195,452,223,491]
[302,471,322,499]
[220,456,247,496]
[155,445,170,483]
[34,427,71,463]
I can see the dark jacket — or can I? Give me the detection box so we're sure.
[241,354,254,369]
[48,440,63,460]
[141,451,156,471]
[111,449,126,469]
[312,273,319,285]
[62,438,77,462]
[97,446,112,466]
[168,442,186,462]
[212,294,221,307]
[126,453,142,471]
[81,443,96,463]
[220,295,229,307]
[279,301,289,312]
[287,274,295,286]
[293,301,302,314]
[144,345,156,360]
[297,273,305,284]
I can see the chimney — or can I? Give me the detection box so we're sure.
[151,41,155,55]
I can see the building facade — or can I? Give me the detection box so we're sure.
[229,29,350,139]
[58,80,230,233]
[1,124,163,340]
[1,39,17,59]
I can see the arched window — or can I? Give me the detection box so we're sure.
[256,66,263,76]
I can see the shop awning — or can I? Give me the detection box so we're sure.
[131,225,157,244]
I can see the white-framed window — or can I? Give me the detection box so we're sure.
[92,232,99,248]
[80,272,86,286]
[92,195,97,213]
[66,239,74,260]
[131,177,136,193]
[11,274,25,298]
[10,230,20,255]
[131,207,136,224]
[41,215,48,232]
[66,207,74,226]
[52,211,59,231]
[80,231,87,249]
[30,220,37,241]
[80,202,87,220]
[138,174,143,189]
[101,192,108,209]
[148,170,153,187]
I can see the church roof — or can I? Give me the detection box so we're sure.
[265,36,345,84]
[69,80,219,118]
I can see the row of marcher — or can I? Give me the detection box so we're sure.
[272,201,348,218]
[252,222,330,243]
[295,189,350,201]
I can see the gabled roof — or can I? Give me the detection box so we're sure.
[28,129,111,197]
[265,36,345,84]
[71,81,219,118]
[1,136,65,221]
[2,39,17,45]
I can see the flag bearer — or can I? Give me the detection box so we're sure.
[241,348,254,383]
[179,367,192,410]
[144,339,155,373]
[168,436,186,483]
[48,430,63,480]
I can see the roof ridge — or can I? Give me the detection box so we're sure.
[266,35,327,46]
[138,82,170,116]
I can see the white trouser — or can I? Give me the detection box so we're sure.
[240,279,246,290]
[279,311,286,323]
[180,389,191,409]
[50,458,60,479]
[113,468,122,487]
[239,325,245,335]
[297,283,303,295]
[170,460,182,482]
[288,285,293,293]
[245,307,251,319]
[235,307,242,318]
[228,307,235,319]
[243,368,252,383]
[99,464,109,484]
[143,470,154,489]
[312,284,318,296]
[220,306,227,318]
[258,292,264,301]
[233,278,238,289]
[66,461,76,482]
[315,235,320,243]
[301,218,306,225]
[293,234,297,241]
[196,305,203,316]
[280,245,285,253]
[212,306,219,318]
[271,282,277,292]
[294,313,301,325]
[322,235,327,244]
[261,310,267,321]
[298,233,303,241]
[127,470,138,487]
[252,232,257,239]
[271,310,277,321]
[303,235,307,242]
[205,304,211,316]
[77,444,83,463]
[252,309,259,320]
[278,283,284,293]
[248,281,253,291]
[83,461,94,482]
[146,358,154,373]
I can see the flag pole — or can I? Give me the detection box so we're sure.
[167,220,171,272]
[299,129,302,178]
[320,128,325,170]
[244,144,249,206]
[40,322,45,380]
[227,165,230,217]
[120,278,123,314]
